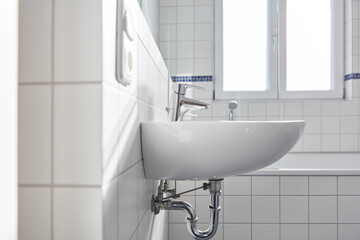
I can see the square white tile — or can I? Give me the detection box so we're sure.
[194,5,213,23]
[54,0,102,82]
[309,177,337,195]
[252,196,280,223]
[138,40,150,102]
[284,103,303,116]
[19,85,51,184]
[309,196,337,223]
[322,116,340,133]
[160,7,177,23]
[338,196,360,223]
[309,224,337,240]
[177,41,194,58]
[19,0,52,83]
[169,224,194,240]
[160,24,177,41]
[103,179,118,240]
[160,0,177,6]
[160,41,177,59]
[137,162,153,221]
[340,134,358,151]
[280,177,308,195]
[340,116,358,133]
[252,224,279,240]
[194,58,212,75]
[281,224,308,240]
[53,84,102,185]
[53,187,102,240]
[223,176,251,195]
[195,23,213,40]
[252,176,279,195]
[303,134,321,152]
[322,102,340,116]
[224,196,251,223]
[338,176,360,195]
[303,117,321,134]
[338,224,360,240]
[321,134,340,152]
[102,85,120,183]
[195,0,212,5]
[177,59,194,75]
[19,187,51,240]
[195,41,212,58]
[224,224,251,240]
[248,103,266,117]
[281,196,308,223]
[177,6,194,23]
[177,24,194,41]
[267,103,280,116]
[341,100,359,115]
[303,102,321,116]
[118,166,138,240]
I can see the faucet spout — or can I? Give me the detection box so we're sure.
[173,83,210,121]
[180,97,209,108]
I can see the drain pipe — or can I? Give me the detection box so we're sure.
[152,179,222,240]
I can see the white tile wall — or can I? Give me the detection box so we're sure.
[169,176,360,240]
[160,0,213,76]
[160,0,360,153]
[19,1,169,240]
[19,0,52,83]
[19,85,52,184]
[53,84,102,185]
[54,0,102,82]
[19,187,51,240]
[53,188,102,240]
[281,196,308,223]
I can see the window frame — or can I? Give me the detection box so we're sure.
[214,0,344,100]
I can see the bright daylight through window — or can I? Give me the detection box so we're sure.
[215,0,344,99]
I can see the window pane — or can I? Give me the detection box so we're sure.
[287,0,331,91]
[223,0,268,91]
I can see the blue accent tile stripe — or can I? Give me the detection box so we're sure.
[171,75,213,82]
[345,73,360,81]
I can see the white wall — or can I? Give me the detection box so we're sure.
[102,0,169,239]
[0,1,18,240]
[18,0,169,239]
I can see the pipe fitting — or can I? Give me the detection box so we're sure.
[152,179,223,240]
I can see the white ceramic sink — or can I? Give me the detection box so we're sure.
[141,121,305,180]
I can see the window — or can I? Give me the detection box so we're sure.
[215,0,344,99]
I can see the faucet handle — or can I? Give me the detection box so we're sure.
[178,84,207,94]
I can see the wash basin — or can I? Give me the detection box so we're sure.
[141,121,305,180]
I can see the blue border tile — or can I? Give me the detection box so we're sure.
[171,75,213,82]
[345,73,360,81]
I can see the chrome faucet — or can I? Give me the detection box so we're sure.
[174,84,209,121]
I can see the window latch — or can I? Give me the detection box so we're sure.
[272,35,278,52]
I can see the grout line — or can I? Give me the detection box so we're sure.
[337,176,339,240]
[19,81,102,85]
[19,184,102,188]
[279,176,281,240]
[250,176,253,240]
[50,0,55,239]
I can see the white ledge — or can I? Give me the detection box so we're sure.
[243,153,360,176]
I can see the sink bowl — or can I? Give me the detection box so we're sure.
[141,121,305,180]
